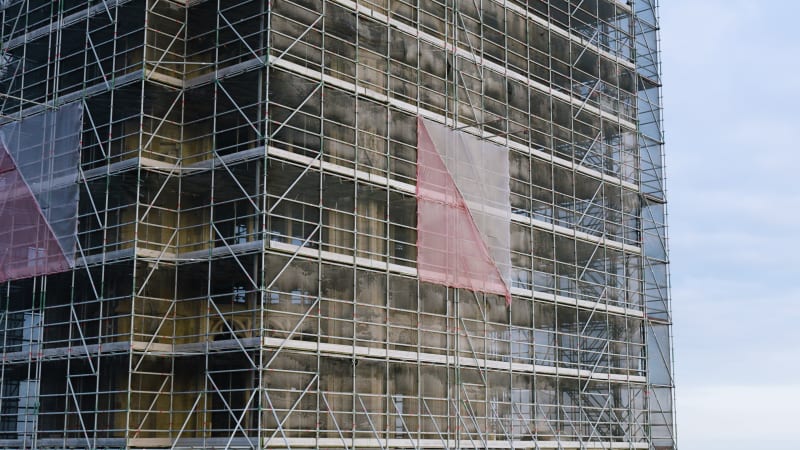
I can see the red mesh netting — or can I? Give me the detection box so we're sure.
[0,145,71,280]
[416,117,510,303]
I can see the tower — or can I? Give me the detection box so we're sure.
[0,1,674,449]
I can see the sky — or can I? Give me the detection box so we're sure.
[660,1,800,449]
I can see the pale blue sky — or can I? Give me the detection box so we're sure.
[661,1,800,449]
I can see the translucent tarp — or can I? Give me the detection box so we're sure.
[0,103,82,282]
[416,117,511,303]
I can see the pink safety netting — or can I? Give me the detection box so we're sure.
[0,103,82,282]
[0,145,70,280]
[416,117,511,304]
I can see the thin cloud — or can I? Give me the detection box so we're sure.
[678,385,800,449]
[661,2,800,449]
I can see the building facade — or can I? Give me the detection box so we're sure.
[0,0,674,449]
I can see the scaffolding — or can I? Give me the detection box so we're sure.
[0,0,675,449]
